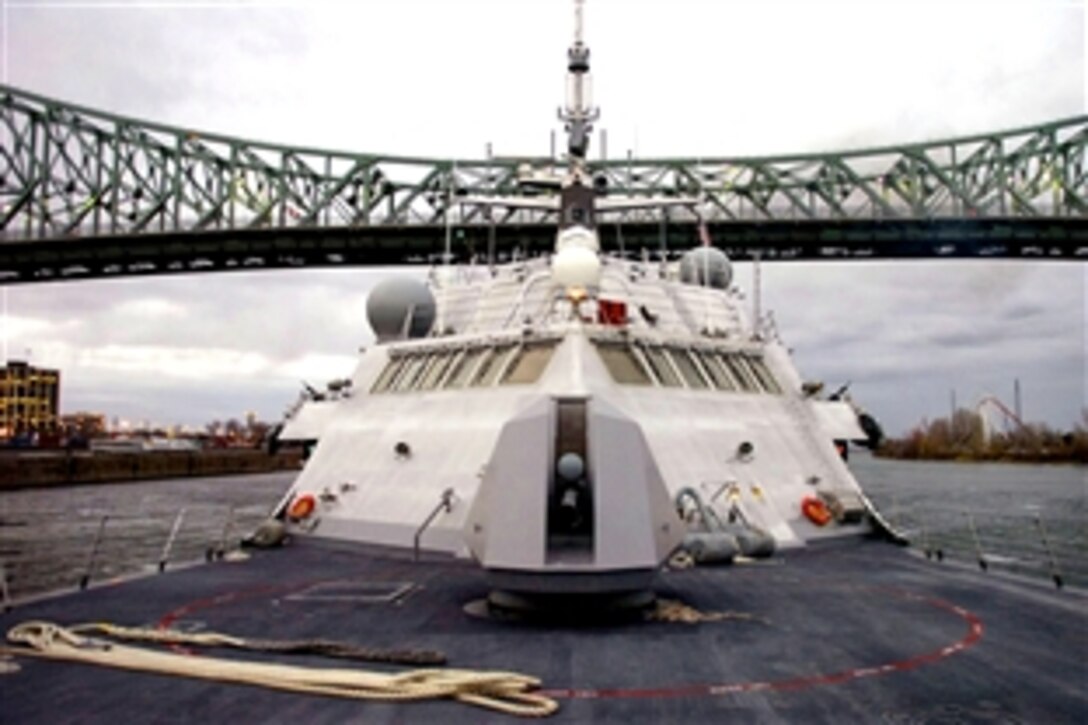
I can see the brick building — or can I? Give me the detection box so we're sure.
[60,411,107,440]
[0,360,60,439]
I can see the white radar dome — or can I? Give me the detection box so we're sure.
[553,225,601,289]
[552,245,601,289]
[366,277,436,342]
[556,225,599,253]
[679,247,733,290]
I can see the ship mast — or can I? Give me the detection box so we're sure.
[551,0,604,290]
[559,0,599,170]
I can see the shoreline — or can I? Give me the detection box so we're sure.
[873,451,1086,466]
[0,449,303,491]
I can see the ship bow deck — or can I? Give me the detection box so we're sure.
[1,538,1085,723]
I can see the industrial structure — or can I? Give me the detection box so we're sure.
[0,360,60,440]
[0,85,1084,284]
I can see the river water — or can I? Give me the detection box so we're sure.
[0,455,1084,601]
[852,452,1086,585]
[0,472,294,600]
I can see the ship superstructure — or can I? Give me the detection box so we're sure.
[276,0,877,596]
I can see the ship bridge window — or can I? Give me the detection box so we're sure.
[670,348,710,389]
[419,350,457,390]
[392,354,430,392]
[593,342,651,385]
[695,350,736,391]
[720,354,759,393]
[445,347,488,389]
[707,352,781,395]
[472,344,518,387]
[501,340,559,385]
[745,356,782,394]
[370,356,407,393]
[640,345,682,387]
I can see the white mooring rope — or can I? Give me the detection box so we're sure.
[2,621,558,718]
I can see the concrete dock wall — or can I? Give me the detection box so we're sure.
[0,449,302,490]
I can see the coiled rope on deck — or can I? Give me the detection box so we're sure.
[3,621,558,718]
[647,599,768,625]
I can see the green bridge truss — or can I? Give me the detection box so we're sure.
[0,84,1085,283]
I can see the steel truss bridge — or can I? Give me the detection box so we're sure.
[1,84,1085,284]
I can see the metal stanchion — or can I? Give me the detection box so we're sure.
[964,511,987,571]
[0,559,11,611]
[209,506,236,561]
[80,514,110,590]
[159,508,188,573]
[1034,514,1064,589]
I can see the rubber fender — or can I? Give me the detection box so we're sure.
[682,532,739,565]
[734,528,776,559]
[242,520,288,549]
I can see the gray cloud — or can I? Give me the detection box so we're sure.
[762,262,1085,433]
[1001,302,1049,322]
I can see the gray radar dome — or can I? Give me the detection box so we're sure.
[366,277,436,342]
[679,247,733,290]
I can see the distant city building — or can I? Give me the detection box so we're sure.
[60,411,107,441]
[0,360,60,439]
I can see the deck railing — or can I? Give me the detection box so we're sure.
[0,503,269,603]
[869,494,1085,589]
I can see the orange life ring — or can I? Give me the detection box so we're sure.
[287,493,316,521]
[801,496,833,527]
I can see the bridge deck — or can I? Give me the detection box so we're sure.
[2,84,1085,283]
[2,216,1086,285]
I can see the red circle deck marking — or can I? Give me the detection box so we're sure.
[540,590,984,701]
[156,583,298,655]
[156,582,983,699]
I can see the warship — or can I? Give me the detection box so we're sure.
[1,2,1084,721]
[272,0,884,596]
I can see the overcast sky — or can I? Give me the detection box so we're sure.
[1,0,1085,435]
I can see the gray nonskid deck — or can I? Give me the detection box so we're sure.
[1,539,1085,723]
